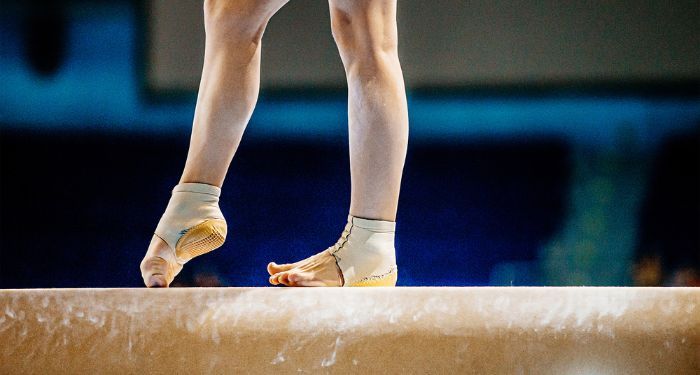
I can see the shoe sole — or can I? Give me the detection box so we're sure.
[175,219,227,263]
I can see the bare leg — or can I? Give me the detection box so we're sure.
[337,0,409,222]
[268,0,408,286]
[141,0,288,287]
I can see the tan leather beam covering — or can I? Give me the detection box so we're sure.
[1,287,698,374]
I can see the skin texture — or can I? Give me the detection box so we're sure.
[140,0,408,287]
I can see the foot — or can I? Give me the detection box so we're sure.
[267,215,398,287]
[140,183,227,288]
[267,248,343,287]
[140,235,183,287]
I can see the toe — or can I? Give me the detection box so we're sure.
[141,257,168,287]
[141,236,181,287]
[286,273,302,287]
[146,274,168,288]
[269,271,291,286]
[278,272,292,286]
[287,271,331,287]
[267,262,294,275]
[267,262,281,275]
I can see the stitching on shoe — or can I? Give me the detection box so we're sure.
[329,221,354,286]
[352,265,398,284]
[329,221,353,259]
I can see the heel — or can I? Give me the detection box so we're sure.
[175,219,227,263]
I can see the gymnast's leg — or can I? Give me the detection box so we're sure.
[268,0,409,286]
[140,0,288,287]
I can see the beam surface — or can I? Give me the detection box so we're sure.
[1,287,698,374]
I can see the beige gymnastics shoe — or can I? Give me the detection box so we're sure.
[140,183,227,287]
[268,215,397,287]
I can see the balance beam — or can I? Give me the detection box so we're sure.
[1,287,698,374]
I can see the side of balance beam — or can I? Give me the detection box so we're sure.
[1,287,698,374]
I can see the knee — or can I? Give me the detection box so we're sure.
[329,1,399,69]
[203,0,275,44]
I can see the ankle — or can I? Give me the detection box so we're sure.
[348,210,396,222]
[347,215,396,232]
[330,215,397,287]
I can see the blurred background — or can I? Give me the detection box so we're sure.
[1,0,698,288]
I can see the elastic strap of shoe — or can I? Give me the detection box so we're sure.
[348,215,395,232]
[172,182,221,197]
